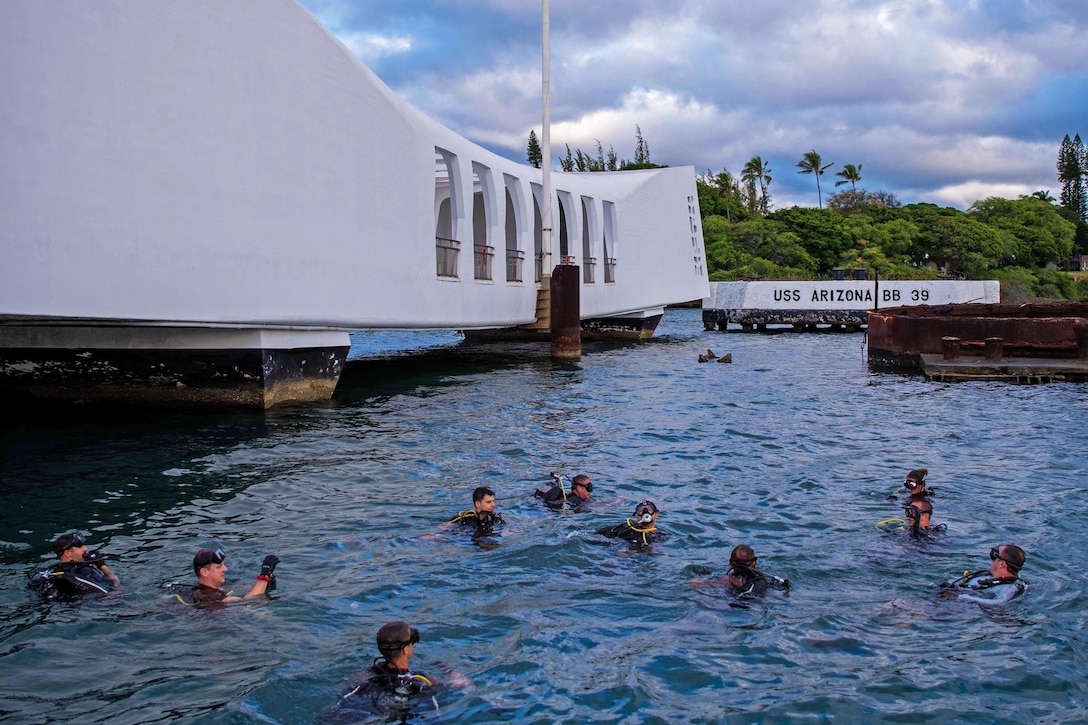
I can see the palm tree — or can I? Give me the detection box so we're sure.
[796,150,833,208]
[1030,190,1055,202]
[742,156,773,215]
[834,163,862,192]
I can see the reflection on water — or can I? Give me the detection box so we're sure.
[1,308,1087,723]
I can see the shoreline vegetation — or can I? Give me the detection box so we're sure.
[538,129,1088,303]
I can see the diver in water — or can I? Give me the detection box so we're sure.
[596,500,664,551]
[328,621,440,721]
[904,499,934,537]
[722,545,790,596]
[535,472,593,511]
[29,533,120,598]
[691,544,790,597]
[324,619,472,723]
[939,544,1026,605]
[447,486,505,537]
[179,548,280,606]
[369,621,433,697]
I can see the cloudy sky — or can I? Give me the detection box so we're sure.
[300,0,1088,211]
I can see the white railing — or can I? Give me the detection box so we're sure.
[474,244,493,280]
[506,249,524,283]
[583,256,596,284]
[436,236,460,278]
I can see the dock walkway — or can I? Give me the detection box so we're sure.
[919,354,1088,383]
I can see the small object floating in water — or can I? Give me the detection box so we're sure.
[876,518,906,532]
[718,353,733,363]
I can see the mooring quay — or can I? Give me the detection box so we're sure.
[702,280,999,332]
[868,302,1088,383]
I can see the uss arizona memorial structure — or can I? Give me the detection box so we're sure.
[0,1,708,407]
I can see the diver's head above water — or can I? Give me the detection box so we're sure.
[904,468,928,495]
[634,500,659,526]
[729,544,757,572]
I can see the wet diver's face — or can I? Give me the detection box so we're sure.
[199,562,228,588]
[475,495,496,514]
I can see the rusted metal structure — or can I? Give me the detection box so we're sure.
[550,264,582,359]
[868,302,1088,382]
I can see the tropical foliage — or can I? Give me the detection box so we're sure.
[834,164,862,191]
[796,150,834,208]
[697,187,1083,299]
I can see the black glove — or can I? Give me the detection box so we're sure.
[260,555,279,578]
[85,550,109,568]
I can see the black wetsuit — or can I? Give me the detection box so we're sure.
[535,485,590,511]
[941,570,1025,605]
[320,659,434,723]
[596,521,664,550]
[368,660,432,697]
[29,562,116,598]
[185,584,230,606]
[726,567,789,597]
[449,510,504,536]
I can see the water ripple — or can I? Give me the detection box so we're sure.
[2,309,1087,723]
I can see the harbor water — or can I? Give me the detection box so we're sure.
[1,307,1086,724]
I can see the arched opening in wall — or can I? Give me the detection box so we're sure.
[472,162,493,281]
[557,190,575,263]
[531,183,543,282]
[581,196,596,284]
[435,148,460,278]
[603,200,617,283]
[504,176,524,283]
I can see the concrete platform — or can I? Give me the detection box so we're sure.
[919,353,1088,383]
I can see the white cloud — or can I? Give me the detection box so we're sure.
[339,33,413,64]
[301,0,1088,209]
[928,181,1047,209]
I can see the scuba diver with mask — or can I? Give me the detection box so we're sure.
[690,544,790,597]
[901,468,935,503]
[29,533,120,598]
[596,501,664,551]
[939,544,1026,605]
[326,620,469,722]
[535,472,593,512]
[176,548,280,607]
[368,621,433,699]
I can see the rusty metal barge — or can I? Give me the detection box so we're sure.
[867,302,1088,383]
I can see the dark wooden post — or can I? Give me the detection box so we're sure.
[984,337,1003,361]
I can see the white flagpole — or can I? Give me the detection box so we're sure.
[541,0,552,275]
